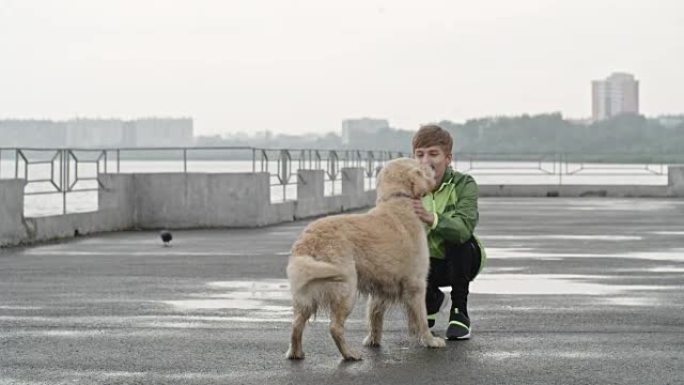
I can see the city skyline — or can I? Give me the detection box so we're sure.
[0,117,193,148]
[1,0,683,136]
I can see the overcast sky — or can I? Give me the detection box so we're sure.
[1,0,682,136]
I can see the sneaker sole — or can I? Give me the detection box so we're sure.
[447,327,471,341]
[447,332,470,340]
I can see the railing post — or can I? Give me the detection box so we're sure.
[278,149,291,200]
[15,150,19,178]
[327,151,338,195]
[558,153,563,186]
[63,149,68,214]
[261,150,268,173]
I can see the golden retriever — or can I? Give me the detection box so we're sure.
[285,157,446,361]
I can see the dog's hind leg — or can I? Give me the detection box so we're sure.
[404,282,446,348]
[329,291,362,361]
[286,305,312,359]
[363,295,389,347]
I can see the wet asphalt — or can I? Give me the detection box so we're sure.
[1,198,683,385]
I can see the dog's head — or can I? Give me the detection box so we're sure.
[376,158,436,201]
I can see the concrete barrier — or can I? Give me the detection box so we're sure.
[668,166,684,196]
[133,173,274,228]
[293,168,375,220]
[18,175,136,244]
[2,165,682,248]
[294,170,330,219]
[341,168,369,210]
[1,168,375,247]
[0,179,26,245]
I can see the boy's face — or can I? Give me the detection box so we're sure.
[413,145,452,190]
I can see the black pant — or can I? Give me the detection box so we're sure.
[426,237,482,317]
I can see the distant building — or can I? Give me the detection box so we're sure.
[341,118,389,145]
[66,119,124,148]
[0,118,193,148]
[122,118,194,147]
[592,72,639,121]
[0,120,67,148]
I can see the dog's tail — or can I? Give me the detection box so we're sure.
[286,255,346,295]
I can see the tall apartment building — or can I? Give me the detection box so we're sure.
[592,72,639,121]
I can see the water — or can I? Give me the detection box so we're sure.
[0,158,669,217]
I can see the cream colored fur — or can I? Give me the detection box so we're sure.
[285,158,446,361]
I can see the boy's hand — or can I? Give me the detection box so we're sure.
[411,199,435,225]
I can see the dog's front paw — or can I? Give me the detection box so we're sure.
[362,334,381,347]
[342,349,363,361]
[286,347,305,360]
[423,335,446,348]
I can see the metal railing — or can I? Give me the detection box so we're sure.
[453,152,671,185]
[1,147,678,217]
[0,147,406,216]
[3,149,107,215]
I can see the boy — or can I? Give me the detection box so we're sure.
[410,124,486,340]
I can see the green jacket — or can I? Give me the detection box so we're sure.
[421,167,486,270]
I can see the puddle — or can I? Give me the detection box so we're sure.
[163,279,293,315]
[483,235,642,241]
[23,250,250,256]
[602,297,657,306]
[207,280,289,290]
[36,369,251,382]
[161,266,678,316]
[470,274,668,295]
[141,319,292,327]
[565,200,684,211]
[161,279,370,324]
[647,266,684,273]
[163,299,290,311]
[162,271,677,313]
[0,329,108,337]
[487,247,684,262]
[483,350,606,360]
[208,292,291,300]
[264,230,301,236]
[481,267,527,273]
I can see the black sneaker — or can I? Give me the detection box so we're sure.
[426,289,449,328]
[446,307,471,340]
